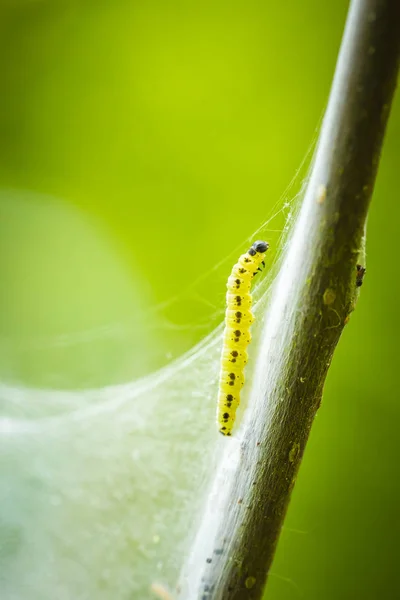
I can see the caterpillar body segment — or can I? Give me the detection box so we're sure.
[225,309,255,327]
[223,326,252,348]
[226,275,252,292]
[225,293,252,310]
[217,240,269,436]
[221,347,248,367]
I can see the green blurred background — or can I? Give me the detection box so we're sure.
[0,0,399,598]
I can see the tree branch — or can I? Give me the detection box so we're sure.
[178,0,400,598]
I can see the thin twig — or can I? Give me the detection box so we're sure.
[179,0,400,598]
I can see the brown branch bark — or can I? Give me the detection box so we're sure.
[178,0,400,598]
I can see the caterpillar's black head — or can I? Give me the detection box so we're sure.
[249,240,269,256]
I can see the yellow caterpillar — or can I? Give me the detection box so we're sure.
[217,240,269,436]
